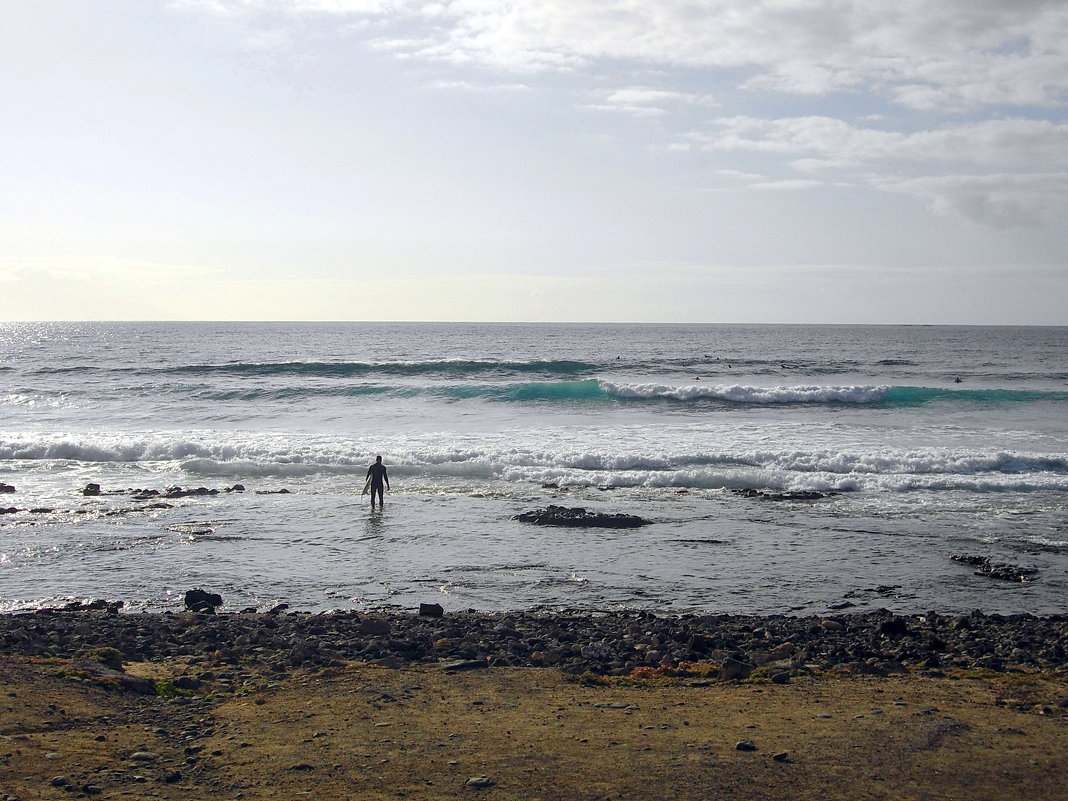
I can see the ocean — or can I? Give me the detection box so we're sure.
[1,322,1066,616]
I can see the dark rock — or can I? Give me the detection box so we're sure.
[0,482,15,493]
[513,505,652,528]
[0,507,19,515]
[82,483,102,496]
[736,739,758,751]
[732,489,836,501]
[359,617,393,635]
[951,555,1038,582]
[877,616,910,637]
[419,603,444,618]
[184,589,223,613]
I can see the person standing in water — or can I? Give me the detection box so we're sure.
[366,455,390,509]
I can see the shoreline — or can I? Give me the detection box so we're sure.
[3,606,1066,678]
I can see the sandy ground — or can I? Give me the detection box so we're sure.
[1,655,1065,801]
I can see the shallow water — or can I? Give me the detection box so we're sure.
[2,322,1066,615]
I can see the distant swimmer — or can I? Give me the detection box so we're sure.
[954,376,963,384]
[365,455,390,509]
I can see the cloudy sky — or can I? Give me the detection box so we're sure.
[2,0,1066,323]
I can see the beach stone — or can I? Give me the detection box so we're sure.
[50,777,69,787]
[736,740,758,751]
[82,483,102,496]
[465,776,496,788]
[419,603,444,618]
[358,617,392,635]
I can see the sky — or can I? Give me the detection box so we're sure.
[1,0,1067,324]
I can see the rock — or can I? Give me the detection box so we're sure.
[358,617,393,635]
[162,770,182,784]
[465,776,496,788]
[732,489,835,502]
[419,603,444,618]
[0,482,15,493]
[50,777,69,787]
[82,483,102,496]
[951,554,1038,582]
[130,752,160,762]
[513,505,652,528]
[736,740,758,751]
[441,658,489,673]
[71,661,156,694]
[81,785,102,795]
[184,589,223,613]
[773,752,791,763]
[877,616,910,637]
[718,657,754,681]
[0,507,19,515]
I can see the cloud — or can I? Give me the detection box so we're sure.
[686,116,1068,168]
[876,172,1068,228]
[587,86,718,117]
[175,0,1068,108]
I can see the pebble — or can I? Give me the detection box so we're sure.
[465,776,496,787]
[736,740,758,751]
[0,607,1063,678]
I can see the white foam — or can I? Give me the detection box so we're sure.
[600,381,891,404]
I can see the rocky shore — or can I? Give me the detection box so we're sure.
[2,606,1065,680]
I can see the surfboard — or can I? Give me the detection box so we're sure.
[361,475,372,495]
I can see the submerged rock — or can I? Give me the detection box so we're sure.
[951,555,1039,582]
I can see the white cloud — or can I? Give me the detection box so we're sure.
[687,116,1068,169]
[176,0,1068,108]
[589,86,718,117]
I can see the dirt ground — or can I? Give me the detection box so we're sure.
[1,655,1065,801]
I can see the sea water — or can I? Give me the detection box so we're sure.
[1,322,1066,616]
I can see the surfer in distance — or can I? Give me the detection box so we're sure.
[365,455,390,509]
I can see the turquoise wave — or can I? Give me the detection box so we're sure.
[187,381,1068,406]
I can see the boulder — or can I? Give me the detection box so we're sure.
[0,482,15,493]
